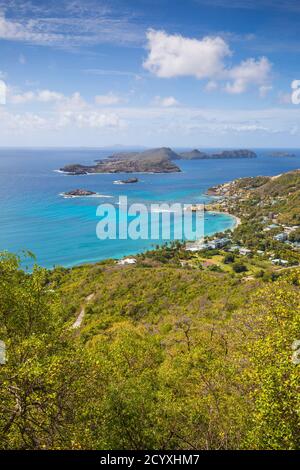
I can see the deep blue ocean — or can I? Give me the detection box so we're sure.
[0,147,299,269]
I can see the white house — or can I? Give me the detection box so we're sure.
[117,258,137,265]
[239,248,252,256]
[271,259,289,266]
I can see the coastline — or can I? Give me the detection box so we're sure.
[11,147,300,272]
[33,210,236,271]
[208,210,241,230]
[62,210,238,270]
[232,214,241,229]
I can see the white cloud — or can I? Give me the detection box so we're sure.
[0,108,48,131]
[3,103,300,145]
[55,92,88,112]
[37,90,64,102]
[0,107,123,133]
[84,69,142,80]
[205,80,218,92]
[101,105,298,139]
[0,11,142,48]
[56,110,123,129]
[0,13,62,44]
[55,91,125,129]
[143,29,231,79]
[10,89,64,104]
[221,123,274,133]
[153,96,179,107]
[95,92,122,106]
[225,57,272,94]
[0,79,6,104]
[9,88,122,111]
[144,30,272,95]
[10,91,35,104]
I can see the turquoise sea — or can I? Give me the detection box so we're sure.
[0,147,299,269]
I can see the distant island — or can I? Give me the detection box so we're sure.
[60,147,257,175]
[113,177,139,184]
[61,189,97,198]
[267,151,296,158]
[177,148,257,160]
[60,148,181,175]
[178,149,208,159]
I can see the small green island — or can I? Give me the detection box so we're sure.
[62,189,97,197]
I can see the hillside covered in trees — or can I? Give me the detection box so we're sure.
[0,247,299,450]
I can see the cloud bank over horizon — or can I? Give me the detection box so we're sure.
[0,0,298,147]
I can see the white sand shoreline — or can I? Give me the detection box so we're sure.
[207,210,241,230]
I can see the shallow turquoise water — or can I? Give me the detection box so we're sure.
[0,147,299,269]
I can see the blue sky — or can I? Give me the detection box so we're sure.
[0,0,300,147]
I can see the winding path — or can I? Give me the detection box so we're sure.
[71,293,95,329]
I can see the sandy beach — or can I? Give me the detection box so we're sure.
[208,211,241,230]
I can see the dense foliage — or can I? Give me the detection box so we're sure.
[0,250,299,450]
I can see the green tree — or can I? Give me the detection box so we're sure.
[0,253,91,449]
[238,273,300,449]
[224,253,235,264]
[232,262,247,273]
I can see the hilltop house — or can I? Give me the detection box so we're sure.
[229,245,242,252]
[271,259,289,266]
[239,248,252,256]
[210,238,231,249]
